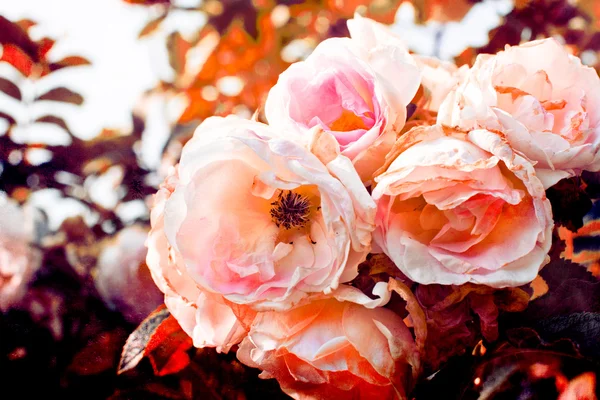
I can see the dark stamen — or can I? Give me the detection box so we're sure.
[270,191,311,230]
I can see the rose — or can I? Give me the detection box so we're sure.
[372,125,553,287]
[438,38,600,188]
[0,198,42,311]
[236,285,419,400]
[95,225,163,323]
[147,167,251,352]
[414,55,468,113]
[265,15,420,182]
[146,115,375,349]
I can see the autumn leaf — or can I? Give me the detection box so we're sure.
[118,305,171,374]
[388,278,427,376]
[0,44,35,77]
[49,56,92,71]
[118,303,192,377]
[36,87,84,105]
[166,31,191,78]
[144,311,193,376]
[36,37,55,59]
[530,275,549,301]
[35,115,72,134]
[0,16,39,62]
[138,13,168,38]
[0,77,22,101]
[15,19,37,32]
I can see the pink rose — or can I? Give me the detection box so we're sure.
[372,125,553,287]
[438,38,600,188]
[147,167,250,352]
[0,198,42,311]
[95,225,163,324]
[265,15,420,182]
[146,116,375,349]
[236,288,419,400]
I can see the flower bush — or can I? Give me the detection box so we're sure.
[139,15,600,399]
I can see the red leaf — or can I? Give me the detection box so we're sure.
[148,336,192,376]
[145,314,192,376]
[118,305,170,374]
[36,87,84,105]
[36,37,55,59]
[1,44,34,76]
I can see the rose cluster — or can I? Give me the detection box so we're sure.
[146,15,600,399]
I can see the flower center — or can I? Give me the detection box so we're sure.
[270,191,311,230]
[329,109,369,132]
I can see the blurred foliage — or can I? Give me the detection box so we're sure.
[0,17,155,237]
[457,0,600,71]
[132,0,404,127]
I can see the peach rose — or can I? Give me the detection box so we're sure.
[438,38,600,188]
[146,116,375,349]
[236,287,419,400]
[414,55,469,113]
[95,225,163,323]
[147,167,251,352]
[372,125,553,287]
[265,15,420,182]
[0,198,42,311]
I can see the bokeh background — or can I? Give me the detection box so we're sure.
[1,0,599,398]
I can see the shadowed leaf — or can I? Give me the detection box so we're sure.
[36,87,84,105]
[0,77,21,100]
[536,313,600,359]
[0,111,16,126]
[68,329,127,375]
[547,177,592,231]
[0,16,39,61]
[208,0,258,39]
[35,115,71,134]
